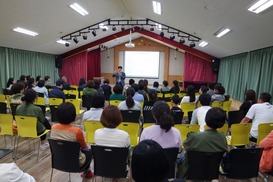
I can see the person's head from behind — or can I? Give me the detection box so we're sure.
[132,140,169,182]
[7,77,15,87]
[19,75,26,82]
[86,80,95,89]
[171,95,180,106]
[27,77,35,86]
[131,84,139,92]
[103,79,109,85]
[138,79,144,85]
[94,79,101,89]
[199,93,211,106]
[57,102,76,124]
[138,83,144,91]
[11,82,25,94]
[205,108,226,129]
[21,89,37,104]
[245,89,256,103]
[91,93,105,108]
[187,85,196,102]
[113,84,123,94]
[173,80,179,87]
[199,85,209,94]
[79,78,86,85]
[56,80,63,89]
[152,101,174,132]
[214,85,225,95]
[44,75,50,82]
[61,76,67,83]
[207,83,214,90]
[37,80,45,88]
[100,105,122,128]
[36,75,41,82]
[259,92,272,103]
[153,81,159,88]
[126,87,135,108]
[148,89,157,103]
[129,79,135,86]
[163,80,168,87]
[143,79,148,87]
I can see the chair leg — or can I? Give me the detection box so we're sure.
[50,168,54,182]
[4,135,7,148]
[37,139,41,163]
[14,136,20,162]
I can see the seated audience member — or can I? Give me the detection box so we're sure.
[94,105,130,147]
[160,80,170,93]
[207,83,214,96]
[49,80,65,101]
[109,84,126,101]
[241,92,273,142]
[6,77,15,90]
[190,93,212,131]
[199,85,209,94]
[9,82,25,103]
[211,85,225,102]
[132,140,184,182]
[176,108,228,178]
[129,78,135,87]
[152,81,160,92]
[143,79,149,93]
[34,80,49,105]
[16,89,51,148]
[239,89,256,117]
[170,95,183,124]
[61,76,71,90]
[94,79,104,94]
[101,79,112,101]
[143,89,158,111]
[82,93,105,121]
[19,75,27,83]
[82,80,97,96]
[180,85,197,103]
[131,84,144,102]
[170,80,180,94]
[0,163,36,182]
[140,101,182,150]
[26,77,35,90]
[51,102,93,178]
[259,130,273,173]
[138,83,148,101]
[35,75,41,84]
[78,77,86,89]
[44,75,51,86]
[118,87,141,111]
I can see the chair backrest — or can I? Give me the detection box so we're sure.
[37,92,44,97]
[204,123,228,135]
[48,139,82,172]
[15,115,38,137]
[157,93,164,99]
[228,110,244,127]
[120,110,141,123]
[91,145,129,178]
[187,151,225,181]
[171,111,184,124]
[257,123,273,144]
[163,148,179,179]
[50,105,59,122]
[0,102,7,114]
[49,98,63,106]
[228,147,264,179]
[230,123,251,146]
[174,124,200,143]
[117,122,140,146]
[143,110,156,123]
[223,100,232,113]
[35,97,46,106]
[65,94,77,100]
[180,102,196,117]
[109,100,122,107]
[81,95,93,109]
[66,99,82,114]
[0,94,6,102]
[211,101,223,108]
[84,120,103,143]
[0,114,13,135]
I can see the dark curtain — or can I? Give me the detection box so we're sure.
[87,48,101,80]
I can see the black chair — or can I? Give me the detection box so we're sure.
[143,110,156,123]
[91,145,129,179]
[221,147,264,179]
[10,103,20,119]
[65,94,76,99]
[50,105,59,122]
[37,93,44,97]
[0,102,7,114]
[163,148,179,179]
[187,151,225,181]
[171,111,184,124]
[228,110,244,127]
[81,95,93,110]
[120,110,141,123]
[48,139,90,182]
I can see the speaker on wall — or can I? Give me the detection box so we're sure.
[55,56,62,69]
[212,59,220,72]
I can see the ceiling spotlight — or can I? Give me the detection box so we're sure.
[150,26,154,31]
[112,26,116,31]
[65,42,70,47]
[131,27,135,32]
[170,34,175,40]
[82,34,87,40]
[179,38,185,44]
[92,30,97,37]
[160,32,164,37]
[73,37,79,44]
[121,26,125,31]
[190,41,195,48]
[140,26,144,31]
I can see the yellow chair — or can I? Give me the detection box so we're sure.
[0,114,14,148]
[166,101,172,108]
[174,124,200,143]
[223,100,232,113]
[35,97,46,105]
[84,120,103,144]
[226,123,251,146]
[66,99,85,114]
[164,93,175,99]
[67,90,79,100]
[14,115,50,162]
[211,101,223,108]
[257,122,273,144]
[157,93,163,99]
[142,123,154,129]
[178,93,186,98]
[139,101,144,109]
[204,123,228,135]
[0,94,6,102]
[180,102,196,117]
[70,85,78,90]
[109,100,122,107]
[49,98,63,106]
[118,122,140,147]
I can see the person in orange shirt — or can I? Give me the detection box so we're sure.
[259,130,273,173]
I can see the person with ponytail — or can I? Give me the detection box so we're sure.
[140,101,182,150]
[118,87,141,110]
[180,85,198,104]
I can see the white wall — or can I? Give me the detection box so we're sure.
[169,49,184,75]
[101,48,114,73]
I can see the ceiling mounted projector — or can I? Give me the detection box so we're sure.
[125,29,135,48]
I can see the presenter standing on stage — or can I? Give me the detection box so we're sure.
[113,66,126,88]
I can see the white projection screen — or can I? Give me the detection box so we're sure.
[124,51,160,78]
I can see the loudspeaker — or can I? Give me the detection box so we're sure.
[55,56,62,69]
[212,59,220,72]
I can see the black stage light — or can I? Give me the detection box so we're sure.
[82,34,87,40]
[92,30,97,37]
[179,38,185,44]
[140,26,144,31]
[112,26,116,31]
[121,26,125,31]
[160,32,164,37]
[150,26,154,31]
[190,41,195,48]
[65,42,70,47]
[170,34,175,40]
[73,37,79,44]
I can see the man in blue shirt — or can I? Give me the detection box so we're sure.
[49,80,65,101]
[112,66,126,88]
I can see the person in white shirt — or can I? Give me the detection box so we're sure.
[241,92,273,142]
[181,85,198,104]
[118,87,141,111]
[82,93,105,121]
[0,163,36,182]
[34,80,49,105]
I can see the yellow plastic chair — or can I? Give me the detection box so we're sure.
[35,97,46,106]
[257,122,273,144]
[0,114,15,148]
[166,101,172,108]
[67,90,79,100]
[70,85,78,90]
[164,93,175,99]
[66,99,85,114]
[204,123,228,135]
[157,93,163,99]
[0,94,6,102]
[174,124,200,143]
[109,100,122,107]
[142,123,154,129]
[180,102,196,117]
[178,93,186,98]
[223,100,232,113]
[14,115,50,162]
[211,101,223,108]
[226,123,251,146]
[48,98,63,106]
[117,122,140,147]
[83,120,103,144]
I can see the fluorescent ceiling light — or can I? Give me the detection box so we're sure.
[214,28,231,38]
[199,41,208,47]
[13,27,38,36]
[69,3,88,16]
[248,0,273,14]
[57,39,70,45]
[99,23,109,30]
[153,1,161,15]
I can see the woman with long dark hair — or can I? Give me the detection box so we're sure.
[181,85,197,103]
[118,87,141,110]
[240,89,256,116]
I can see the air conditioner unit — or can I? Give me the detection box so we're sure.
[125,29,135,48]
